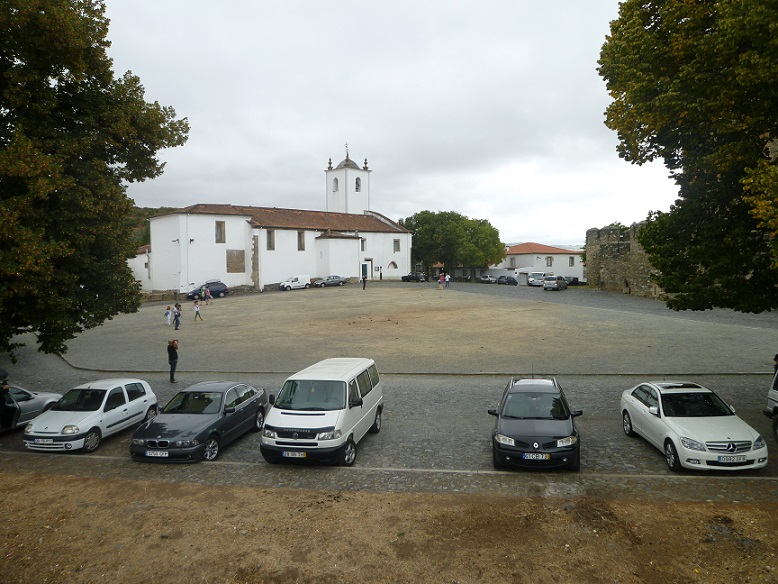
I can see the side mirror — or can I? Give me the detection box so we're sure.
[487,408,498,417]
[729,404,736,414]
[224,407,236,414]
[269,394,276,405]
[571,409,583,417]
[648,406,659,416]
[350,397,363,408]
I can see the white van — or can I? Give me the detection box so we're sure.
[528,271,549,286]
[260,358,383,466]
[279,275,311,291]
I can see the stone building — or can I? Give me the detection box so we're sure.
[585,223,662,298]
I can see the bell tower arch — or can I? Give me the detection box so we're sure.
[325,147,371,214]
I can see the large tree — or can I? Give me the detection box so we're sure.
[399,211,505,272]
[0,0,189,359]
[598,0,778,312]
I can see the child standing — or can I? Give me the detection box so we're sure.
[194,301,204,321]
[164,306,172,326]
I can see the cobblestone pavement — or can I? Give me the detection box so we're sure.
[1,282,776,501]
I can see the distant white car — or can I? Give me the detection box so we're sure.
[620,381,768,471]
[279,275,311,291]
[24,378,158,453]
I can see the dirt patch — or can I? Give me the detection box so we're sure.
[2,471,776,584]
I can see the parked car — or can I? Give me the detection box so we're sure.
[0,383,62,431]
[261,358,383,466]
[488,377,582,471]
[187,280,229,300]
[762,370,778,442]
[279,275,311,291]
[479,274,497,284]
[497,276,518,285]
[528,272,547,286]
[314,275,347,287]
[23,379,158,453]
[130,381,268,462]
[621,381,768,471]
[563,276,580,286]
[401,272,427,282]
[543,275,568,291]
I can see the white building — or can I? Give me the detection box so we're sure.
[143,154,412,293]
[491,242,586,284]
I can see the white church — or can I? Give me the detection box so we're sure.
[132,153,413,293]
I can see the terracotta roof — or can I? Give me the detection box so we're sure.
[172,204,408,233]
[506,242,583,255]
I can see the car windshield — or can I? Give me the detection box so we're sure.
[661,392,733,417]
[274,380,346,411]
[163,391,223,414]
[52,389,106,412]
[502,391,570,420]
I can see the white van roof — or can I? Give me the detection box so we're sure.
[289,358,376,381]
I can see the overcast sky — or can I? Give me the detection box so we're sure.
[103,1,678,246]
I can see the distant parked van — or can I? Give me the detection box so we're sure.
[260,358,383,466]
[279,275,311,291]
[528,272,549,286]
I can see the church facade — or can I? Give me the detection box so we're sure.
[140,153,412,292]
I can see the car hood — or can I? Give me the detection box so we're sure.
[133,413,220,441]
[497,417,574,438]
[664,416,761,442]
[26,410,95,432]
[265,408,342,430]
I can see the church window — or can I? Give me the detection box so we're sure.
[332,178,339,192]
[509,257,516,268]
[215,221,225,243]
[267,230,275,251]
[361,239,366,252]
[388,261,398,269]
[569,256,575,267]
[355,177,361,192]
[393,239,400,253]
[546,256,553,267]
[297,230,305,251]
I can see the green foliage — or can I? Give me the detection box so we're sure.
[598,0,778,312]
[399,211,505,271]
[0,1,189,359]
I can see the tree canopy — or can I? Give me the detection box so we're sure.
[598,0,778,312]
[399,211,505,272]
[0,0,189,359]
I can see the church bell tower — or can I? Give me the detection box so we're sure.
[325,147,371,214]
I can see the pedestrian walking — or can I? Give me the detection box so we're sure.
[362,276,367,290]
[164,306,172,326]
[194,301,204,321]
[167,339,179,383]
[445,273,451,288]
[204,286,213,305]
[173,303,181,330]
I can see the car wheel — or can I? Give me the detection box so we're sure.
[368,409,381,434]
[492,448,505,469]
[252,408,265,432]
[143,406,158,421]
[83,428,102,453]
[203,435,220,461]
[338,438,357,467]
[568,451,581,471]
[338,281,343,286]
[622,411,636,437]
[664,440,681,471]
[304,283,310,288]
[218,292,225,297]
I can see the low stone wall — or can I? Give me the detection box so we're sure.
[585,223,663,298]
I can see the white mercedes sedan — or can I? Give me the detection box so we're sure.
[620,381,768,472]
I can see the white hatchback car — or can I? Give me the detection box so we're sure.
[620,381,768,471]
[24,378,158,453]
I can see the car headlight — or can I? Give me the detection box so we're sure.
[557,436,578,448]
[25,423,33,433]
[494,433,515,446]
[62,425,80,435]
[173,440,199,447]
[316,429,342,440]
[262,428,277,439]
[132,438,145,446]
[680,436,706,451]
[753,435,766,450]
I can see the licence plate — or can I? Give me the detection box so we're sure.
[282,451,306,458]
[718,455,746,463]
[34,438,53,444]
[146,450,168,457]
[523,452,550,460]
